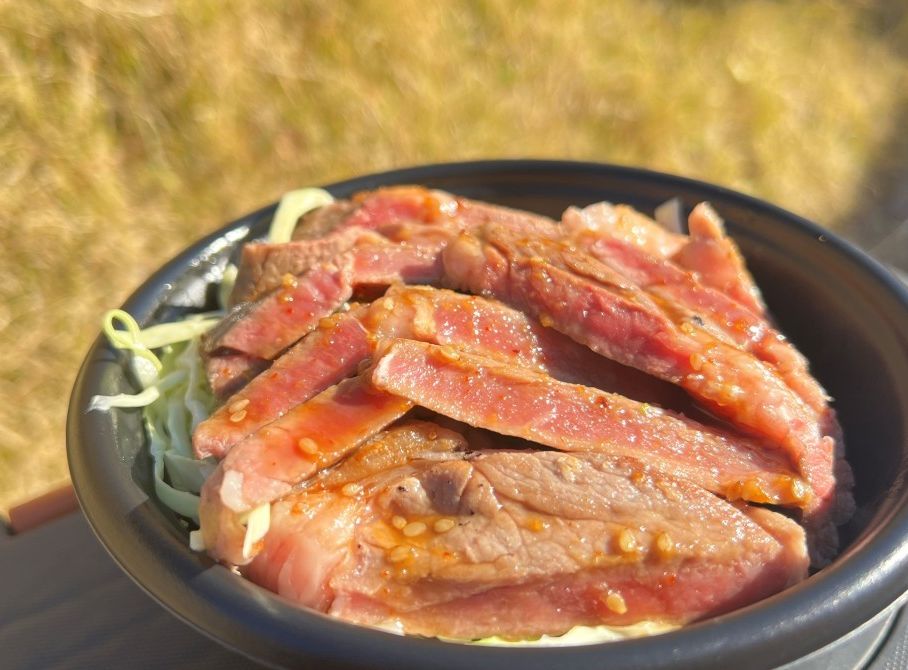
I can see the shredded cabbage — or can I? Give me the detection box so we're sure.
[268,188,335,243]
[654,197,684,234]
[131,316,222,350]
[102,309,163,383]
[88,386,162,412]
[472,622,679,646]
[241,504,271,560]
[89,190,332,538]
[217,263,238,310]
[91,309,218,523]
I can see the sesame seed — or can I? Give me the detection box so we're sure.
[281,273,298,288]
[411,304,435,338]
[618,528,636,553]
[229,410,247,423]
[391,515,407,530]
[297,438,318,455]
[433,518,456,533]
[790,478,808,502]
[228,398,250,414]
[557,455,580,482]
[733,478,772,504]
[689,353,705,371]
[387,545,412,563]
[527,518,546,532]
[655,532,674,557]
[603,591,627,614]
[437,345,460,361]
[341,483,362,497]
[381,297,395,310]
[402,521,427,537]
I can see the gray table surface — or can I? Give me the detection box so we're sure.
[0,512,259,670]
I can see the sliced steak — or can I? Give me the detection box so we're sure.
[446,195,556,231]
[205,263,353,360]
[230,227,388,305]
[204,353,269,400]
[289,187,461,242]
[370,339,808,509]
[562,202,686,259]
[235,221,465,304]
[583,234,832,417]
[344,186,460,229]
[445,226,821,466]
[310,420,467,493]
[562,203,841,440]
[349,240,447,287]
[246,451,807,638]
[346,185,556,232]
[589,236,853,528]
[206,243,445,364]
[371,285,696,411]
[199,375,413,565]
[565,201,767,317]
[292,200,359,240]
[239,421,466,609]
[202,285,699,462]
[198,191,847,567]
[193,310,374,460]
[209,188,561,366]
[672,203,768,316]
[443,231,843,561]
[232,186,558,305]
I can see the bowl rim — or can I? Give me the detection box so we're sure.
[67,159,908,670]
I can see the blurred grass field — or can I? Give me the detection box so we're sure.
[2,0,907,513]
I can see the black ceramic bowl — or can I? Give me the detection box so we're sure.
[67,161,908,669]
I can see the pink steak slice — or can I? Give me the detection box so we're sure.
[246,450,808,639]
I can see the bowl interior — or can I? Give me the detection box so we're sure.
[68,161,908,670]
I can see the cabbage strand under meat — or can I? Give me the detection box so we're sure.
[90,311,218,522]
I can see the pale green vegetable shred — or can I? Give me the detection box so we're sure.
[89,188,334,523]
[268,188,336,243]
[91,312,216,522]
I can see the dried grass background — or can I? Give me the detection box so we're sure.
[2,0,907,513]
